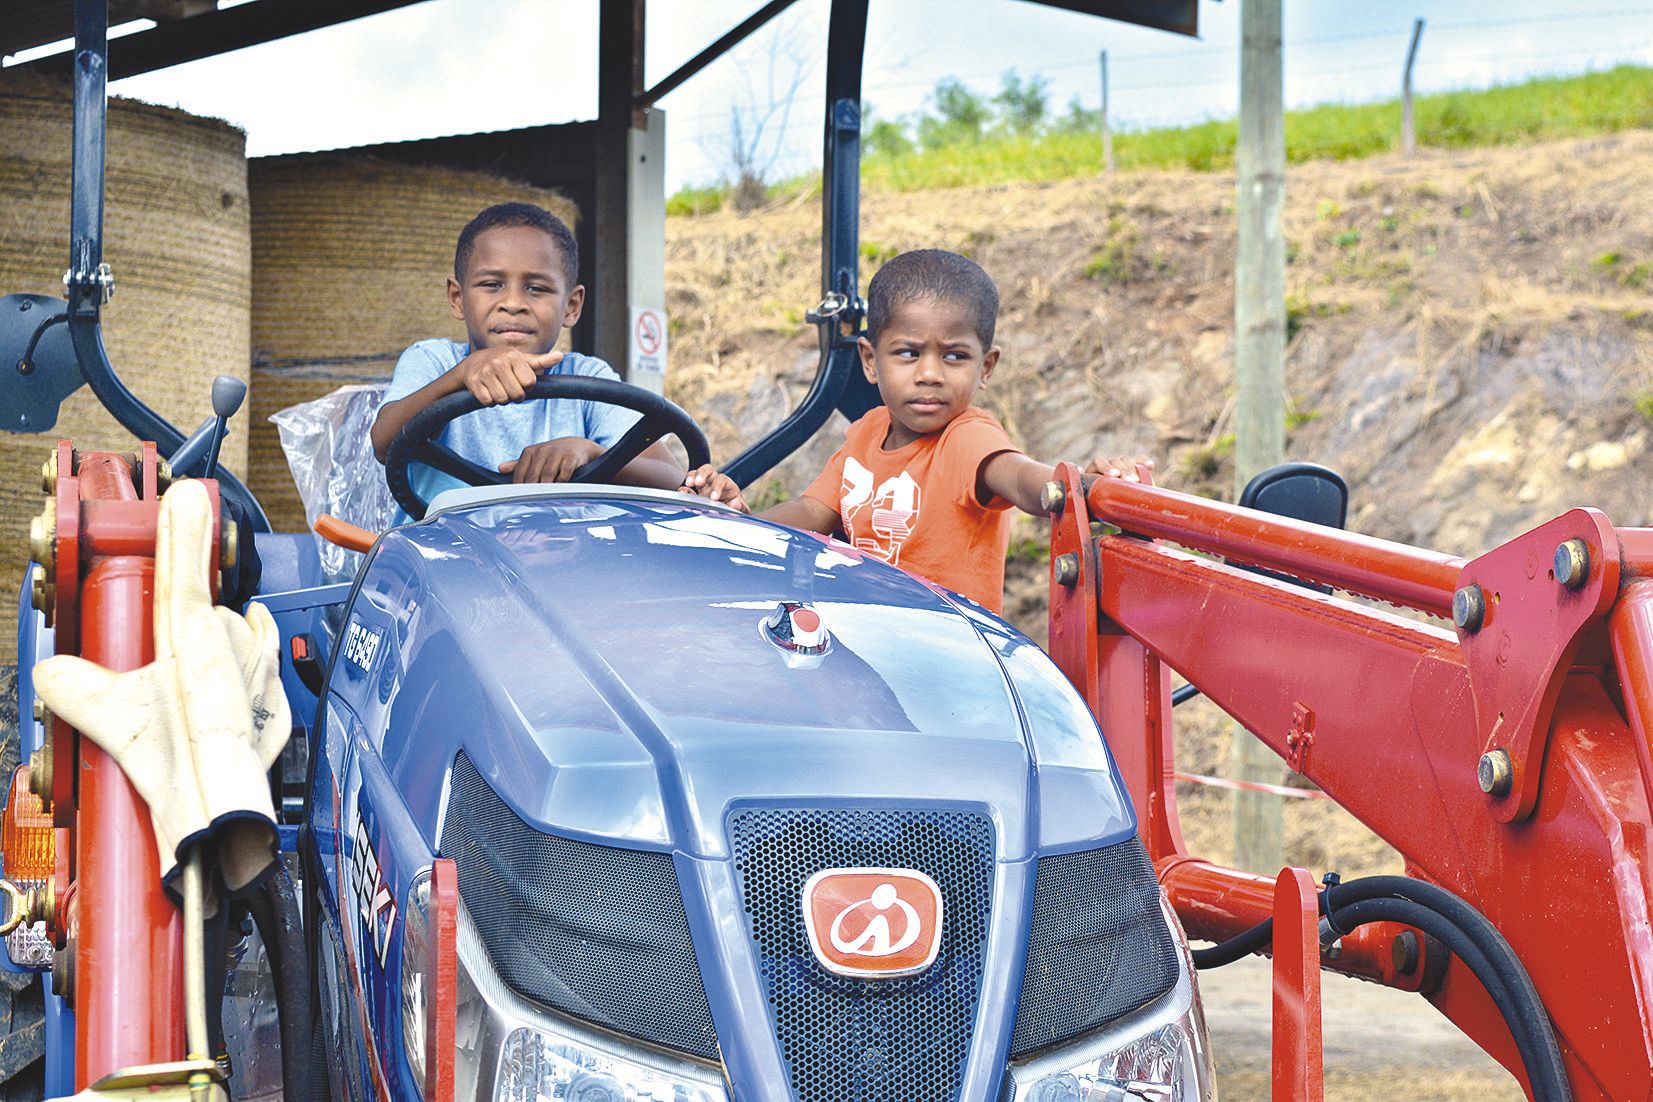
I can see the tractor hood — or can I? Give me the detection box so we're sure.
[342,491,1133,860]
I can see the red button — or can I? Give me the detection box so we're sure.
[792,608,821,634]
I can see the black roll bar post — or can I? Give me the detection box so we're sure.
[723,0,879,488]
[66,0,271,530]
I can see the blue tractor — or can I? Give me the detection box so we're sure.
[2,2,1218,1099]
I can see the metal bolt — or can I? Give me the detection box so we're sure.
[221,519,239,570]
[1452,584,1486,633]
[21,878,54,929]
[28,499,55,572]
[30,698,44,724]
[1478,748,1512,796]
[1040,480,1066,515]
[40,451,57,494]
[156,458,173,489]
[29,733,51,803]
[53,929,74,1002]
[1054,552,1081,587]
[30,572,47,615]
[1391,930,1420,976]
[1554,538,1590,590]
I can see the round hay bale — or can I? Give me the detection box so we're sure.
[249,154,577,531]
[0,71,250,660]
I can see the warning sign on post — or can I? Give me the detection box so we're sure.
[629,305,667,393]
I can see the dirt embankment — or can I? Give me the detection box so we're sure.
[666,131,1653,572]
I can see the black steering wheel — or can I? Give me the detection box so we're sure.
[384,374,711,520]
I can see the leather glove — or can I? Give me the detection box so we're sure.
[32,480,288,898]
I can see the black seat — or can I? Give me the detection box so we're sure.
[1171,462,1349,706]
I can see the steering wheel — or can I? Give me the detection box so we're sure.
[384,374,712,520]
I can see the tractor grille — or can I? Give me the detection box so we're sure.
[728,807,994,1102]
[442,753,718,1060]
[1008,836,1181,1057]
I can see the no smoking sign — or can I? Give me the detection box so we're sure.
[630,305,668,387]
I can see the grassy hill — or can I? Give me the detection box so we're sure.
[670,65,1653,213]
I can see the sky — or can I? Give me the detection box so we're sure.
[8,0,1653,193]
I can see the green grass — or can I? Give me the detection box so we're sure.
[669,65,1653,213]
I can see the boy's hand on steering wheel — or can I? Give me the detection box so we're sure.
[501,437,604,483]
[680,464,750,513]
[455,347,563,406]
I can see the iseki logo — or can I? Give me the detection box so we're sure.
[343,620,382,672]
[351,815,397,969]
[802,868,944,979]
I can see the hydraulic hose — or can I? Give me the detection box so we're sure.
[1187,874,1571,1102]
[1328,897,1569,1102]
[245,862,313,1101]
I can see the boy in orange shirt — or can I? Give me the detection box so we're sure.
[682,248,1148,613]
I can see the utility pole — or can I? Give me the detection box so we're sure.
[1401,18,1425,158]
[1099,49,1115,174]
[1232,0,1286,874]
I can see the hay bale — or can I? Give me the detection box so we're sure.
[0,71,250,660]
[248,154,577,531]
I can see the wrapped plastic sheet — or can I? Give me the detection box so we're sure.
[270,385,396,581]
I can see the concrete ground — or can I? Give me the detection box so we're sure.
[1196,955,1526,1100]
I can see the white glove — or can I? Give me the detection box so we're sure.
[33,480,288,897]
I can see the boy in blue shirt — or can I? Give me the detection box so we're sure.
[371,202,684,505]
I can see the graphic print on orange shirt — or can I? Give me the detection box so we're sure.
[842,459,921,564]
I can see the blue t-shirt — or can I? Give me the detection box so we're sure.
[383,339,642,512]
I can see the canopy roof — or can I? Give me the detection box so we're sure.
[8,0,1199,82]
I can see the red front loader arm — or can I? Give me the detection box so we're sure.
[1047,464,1653,1100]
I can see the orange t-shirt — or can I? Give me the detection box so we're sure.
[803,406,1022,612]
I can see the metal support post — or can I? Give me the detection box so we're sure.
[594,0,646,375]
[1099,50,1115,174]
[1401,18,1425,158]
[1232,0,1287,874]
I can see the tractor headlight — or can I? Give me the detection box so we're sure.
[451,905,729,1102]
[400,870,434,1093]
[1005,899,1217,1102]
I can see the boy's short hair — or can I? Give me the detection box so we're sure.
[454,202,578,286]
[865,249,999,347]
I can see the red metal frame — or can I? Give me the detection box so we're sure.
[44,446,223,1087]
[428,858,458,1102]
[1048,465,1653,1100]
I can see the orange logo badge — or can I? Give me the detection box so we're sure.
[801,868,944,978]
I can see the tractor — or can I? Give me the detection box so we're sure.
[1,2,1642,1101]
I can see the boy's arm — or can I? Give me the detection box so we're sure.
[980,451,1155,515]
[616,441,687,490]
[978,451,1058,515]
[500,439,685,488]
[371,347,562,461]
[758,497,839,533]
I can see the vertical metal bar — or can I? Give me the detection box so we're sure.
[64,0,270,530]
[594,0,646,373]
[819,0,869,363]
[1271,867,1325,1102]
[1401,18,1425,157]
[68,0,109,323]
[1099,50,1114,174]
[723,0,874,486]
